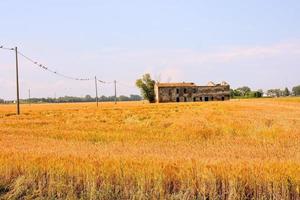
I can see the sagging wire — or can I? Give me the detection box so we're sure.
[17,50,92,81]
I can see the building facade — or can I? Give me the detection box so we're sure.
[155,82,230,103]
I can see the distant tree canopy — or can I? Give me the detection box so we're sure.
[283,87,290,96]
[292,85,300,96]
[267,89,283,97]
[236,86,251,96]
[136,73,156,103]
[230,87,263,98]
[1,83,299,104]
[85,95,93,101]
[230,85,300,98]
[0,95,142,104]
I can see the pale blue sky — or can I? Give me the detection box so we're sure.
[1,0,300,99]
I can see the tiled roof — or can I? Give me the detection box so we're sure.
[156,82,196,87]
[221,81,229,85]
[207,81,215,86]
[156,81,230,88]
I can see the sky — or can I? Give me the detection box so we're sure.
[1,0,300,99]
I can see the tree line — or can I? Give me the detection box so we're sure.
[230,85,300,98]
[1,72,300,103]
[0,94,142,104]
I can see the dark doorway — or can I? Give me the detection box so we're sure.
[222,96,225,101]
[176,97,180,102]
[200,97,202,101]
[193,97,196,102]
[204,97,209,101]
[211,97,214,101]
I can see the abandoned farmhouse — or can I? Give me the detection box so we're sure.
[155,81,230,103]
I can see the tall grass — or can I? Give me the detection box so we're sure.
[0,98,299,199]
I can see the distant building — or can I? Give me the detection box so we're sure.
[155,81,230,103]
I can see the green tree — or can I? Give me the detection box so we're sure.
[136,73,156,103]
[118,95,130,101]
[230,89,235,98]
[292,85,300,96]
[130,94,142,101]
[267,89,283,97]
[257,89,264,97]
[236,86,251,96]
[250,90,263,98]
[84,95,93,102]
[283,87,290,96]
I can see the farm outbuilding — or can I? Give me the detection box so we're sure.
[154,81,230,103]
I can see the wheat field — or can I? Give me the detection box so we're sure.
[0,98,299,199]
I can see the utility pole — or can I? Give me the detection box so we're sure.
[95,76,99,107]
[114,80,117,104]
[15,47,20,115]
[28,89,31,106]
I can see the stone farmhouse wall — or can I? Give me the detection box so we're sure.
[155,83,230,103]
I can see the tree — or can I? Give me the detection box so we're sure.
[267,89,282,97]
[231,89,242,97]
[118,95,130,101]
[230,89,235,98]
[252,90,263,98]
[283,87,290,96]
[85,94,92,100]
[230,87,262,98]
[136,73,156,103]
[292,85,300,96]
[236,86,251,96]
[130,94,142,101]
[257,89,264,97]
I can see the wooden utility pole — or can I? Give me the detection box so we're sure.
[28,89,31,106]
[15,47,20,115]
[95,76,99,107]
[114,80,117,104]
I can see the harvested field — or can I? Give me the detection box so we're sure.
[0,98,299,199]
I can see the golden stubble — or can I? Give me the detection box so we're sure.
[0,98,299,199]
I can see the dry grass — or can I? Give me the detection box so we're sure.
[0,98,299,199]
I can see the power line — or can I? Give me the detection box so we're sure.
[0,46,14,51]
[1,45,140,113]
[118,81,136,89]
[17,50,92,81]
[97,79,112,84]
[2,45,120,84]
[17,50,108,83]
